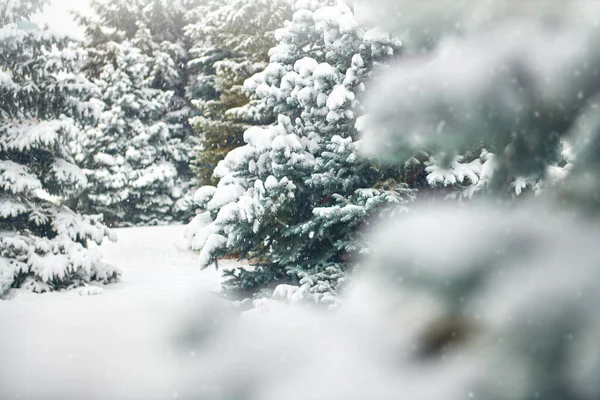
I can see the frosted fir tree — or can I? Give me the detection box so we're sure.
[76,0,200,222]
[186,0,412,301]
[0,0,119,295]
[185,0,293,186]
[77,39,189,226]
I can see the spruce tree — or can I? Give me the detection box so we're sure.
[0,0,119,295]
[186,1,412,301]
[78,39,188,226]
[75,0,199,225]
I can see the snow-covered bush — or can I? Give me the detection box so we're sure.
[185,0,412,301]
[0,1,119,295]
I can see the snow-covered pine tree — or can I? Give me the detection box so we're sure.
[186,0,412,301]
[78,39,188,227]
[75,0,200,224]
[184,0,293,186]
[0,0,119,295]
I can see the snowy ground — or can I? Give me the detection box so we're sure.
[0,225,234,399]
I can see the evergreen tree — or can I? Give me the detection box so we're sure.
[78,39,188,226]
[75,0,199,225]
[185,1,412,301]
[0,0,119,295]
[184,0,293,186]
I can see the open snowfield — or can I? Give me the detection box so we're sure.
[0,225,232,399]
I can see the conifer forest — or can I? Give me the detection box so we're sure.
[2,1,600,399]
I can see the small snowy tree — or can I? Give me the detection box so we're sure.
[186,0,412,301]
[0,1,119,295]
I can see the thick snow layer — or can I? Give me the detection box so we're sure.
[0,225,233,400]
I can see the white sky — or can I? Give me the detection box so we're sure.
[32,0,92,39]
